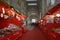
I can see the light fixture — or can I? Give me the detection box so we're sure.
[0,14,3,18]
[40,19,43,22]
[26,0,37,1]
[2,8,5,14]
[56,14,60,17]
[28,3,37,5]
[4,15,9,19]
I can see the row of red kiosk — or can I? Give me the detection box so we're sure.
[0,1,26,40]
[38,3,60,40]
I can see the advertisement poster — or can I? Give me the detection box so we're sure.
[46,15,54,23]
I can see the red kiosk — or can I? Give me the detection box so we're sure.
[38,3,60,40]
[0,0,26,40]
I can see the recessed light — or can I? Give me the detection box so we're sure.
[28,3,37,5]
[26,0,37,1]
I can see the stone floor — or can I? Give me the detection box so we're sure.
[18,27,48,40]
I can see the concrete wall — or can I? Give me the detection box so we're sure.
[38,0,60,18]
[6,0,60,19]
[6,0,27,15]
[27,6,39,23]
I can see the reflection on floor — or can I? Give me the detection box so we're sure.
[26,24,35,30]
[18,27,48,40]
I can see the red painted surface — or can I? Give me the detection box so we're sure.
[38,3,60,40]
[0,1,23,28]
[18,27,48,40]
[46,24,60,28]
[0,1,24,40]
[0,30,22,40]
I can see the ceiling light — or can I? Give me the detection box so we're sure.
[2,8,5,14]
[28,3,37,5]
[26,0,37,1]
[56,14,60,17]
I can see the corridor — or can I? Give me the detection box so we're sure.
[0,0,60,40]
[18,27,47,40]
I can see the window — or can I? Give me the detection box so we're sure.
[32,19,36,23]
[51,0,55,5]
[47,0,55,6]
[47,0,50,6]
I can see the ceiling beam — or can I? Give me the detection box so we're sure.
[27,1,37,3]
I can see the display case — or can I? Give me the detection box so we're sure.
[38,3,60,40]
[0,0,26,40]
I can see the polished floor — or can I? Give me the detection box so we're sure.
[18,26,48,40]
